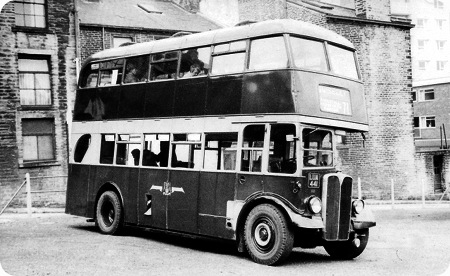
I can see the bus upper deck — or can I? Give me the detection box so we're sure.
[73,19,368,132]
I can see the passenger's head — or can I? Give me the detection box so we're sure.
[190,64,201,76]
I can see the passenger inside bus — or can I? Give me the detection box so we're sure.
[182,63,202,78]
[131,149,140,166]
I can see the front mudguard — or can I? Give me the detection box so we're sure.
[352,206,376,230]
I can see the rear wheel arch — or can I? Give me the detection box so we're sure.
[94,182,124,219]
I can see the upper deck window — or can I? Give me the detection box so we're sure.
[249,36,288,71]
[123,55,149,84]
[179,47,210,78]
[150,51,178,81]
[79,63,99,88]
[99,59,124,86]
[290,37,328,71]
[211,40,246,75]
[328,45,358,79]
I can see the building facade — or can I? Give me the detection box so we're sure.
[0,0,77,207]
[391,0,450,193]
[200,0,421,198]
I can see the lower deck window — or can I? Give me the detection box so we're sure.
[203,133,238,171]
[171,134,202,169]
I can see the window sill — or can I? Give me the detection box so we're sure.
[18,105,54,111]
[20,160,61,168]
[12,26,51,34]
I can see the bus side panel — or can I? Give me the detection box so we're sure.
[198,172,235,239]
[235,173,263,200]
[175,78,207,116]
[73,89,95,121]
[206,75,242,115]
[66,164,90,217]
[118,83,146,118]
[143,82,175,117]
[92,166,139,224]
[241,71,295,114]
[98,87,120,120]
[167,170,199,233]
[137,168,169,229]
[263,175,302,207]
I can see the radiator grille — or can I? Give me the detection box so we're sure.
[322,174,353,241]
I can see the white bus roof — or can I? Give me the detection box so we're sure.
[85,19,354,64]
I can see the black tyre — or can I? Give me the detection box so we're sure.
[96,191,123,235]
[244,204,294,265]
[324,228,369,260]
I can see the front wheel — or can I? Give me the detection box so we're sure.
[244,204,294,265]
[96,191,123,235]
[323,228,369,260]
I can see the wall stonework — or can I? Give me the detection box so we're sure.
[0,0,76,207]
[238,0,417,199]
[79,26,173,63]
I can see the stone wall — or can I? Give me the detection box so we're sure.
[0,0,76,208]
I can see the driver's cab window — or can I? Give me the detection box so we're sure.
[302,128,333,167]
[268,124,297,174]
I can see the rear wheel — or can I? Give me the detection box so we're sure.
[96,191,123,235]
[244,204,294,265]
[324,228,369,259]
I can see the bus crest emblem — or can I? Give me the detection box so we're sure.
[150,182,185,196]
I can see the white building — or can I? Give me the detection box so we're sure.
[391,0,450,86]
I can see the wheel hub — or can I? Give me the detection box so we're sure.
[254,223,272,247]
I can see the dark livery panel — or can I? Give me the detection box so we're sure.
[74,69,366,129]
[73,71,294,121]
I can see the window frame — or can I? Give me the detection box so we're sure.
[247,35,289,71]
[210,40,247,76]
[14,0,48,30]
[21,118,55,163]
[18,55,52,107]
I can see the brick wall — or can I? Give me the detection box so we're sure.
[355,0,391,21]
[237,0,419,199]
[0,0,76,208]
[79,26,172,64]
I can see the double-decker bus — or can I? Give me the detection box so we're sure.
[66,19,376,265]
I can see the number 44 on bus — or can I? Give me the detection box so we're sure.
[66,19,376,265]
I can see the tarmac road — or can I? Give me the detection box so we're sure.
[0,206,450,276]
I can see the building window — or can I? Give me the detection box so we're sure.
[437,61,447,71]
[416,19,427,28]
[416,116,436,128]
[418,40,426,50]
[437,40,446,50]
[418,88,435,101]
[19,56,51,106]
[434,0,444,9]
[14,0,46,28]
[113,37,133,48]
[436,19,446,30]
[22,118,55,162]
[424,116,436,128]
[411,90,417,102]
[418,60,428,71]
